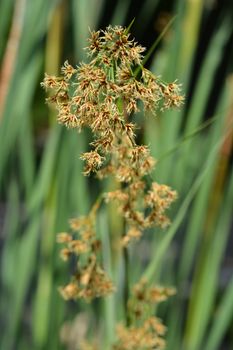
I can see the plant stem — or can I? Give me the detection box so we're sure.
[123,245,130,326]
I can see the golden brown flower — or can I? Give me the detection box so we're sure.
[113,317,166,350]
[69,240,89,254]
[60,248,72,261]
[80,151,104,175]
[59,283,79,300]
[57,232,72,243]
[61,60,77,80]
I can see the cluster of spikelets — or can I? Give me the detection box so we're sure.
[57,200,115,301]
[113,279,176,350]
[42,25,183,349]
[77,279,175,350]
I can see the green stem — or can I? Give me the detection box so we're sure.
[123,245,130,326]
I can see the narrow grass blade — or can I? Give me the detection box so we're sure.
[183,167,233,350]
[0,0,14,58]
[178,84,230,281]
[205,277,233,350]
[156,114,221,164]
[32,186,57,348]
[0,52,42,186]
[1,216,39,349]
[18,112,35,198]
[99,209,115,348]
[125,18,135,34]
[174,20,231,191]
[26,125,61,214]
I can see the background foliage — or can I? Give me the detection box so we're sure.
[0,0,233,349]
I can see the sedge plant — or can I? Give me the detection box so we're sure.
[42,25,183,350]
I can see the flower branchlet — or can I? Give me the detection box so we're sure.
[113,279,176,350]
[57,204,115,302]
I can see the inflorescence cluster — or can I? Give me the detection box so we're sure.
[42,25,183,350]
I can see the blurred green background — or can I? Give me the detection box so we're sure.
[0,0,233,349]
